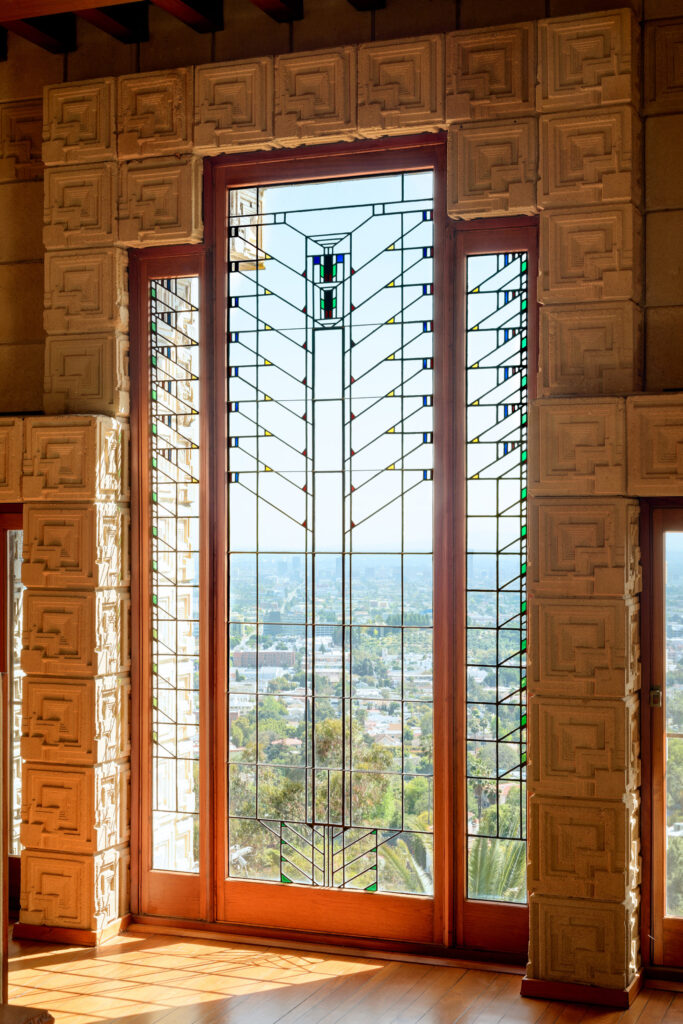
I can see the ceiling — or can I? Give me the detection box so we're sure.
[0,0,384,56]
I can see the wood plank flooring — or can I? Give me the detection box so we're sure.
[6,932,682,1024]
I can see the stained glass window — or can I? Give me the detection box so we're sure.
[465,251,528,904]
[226,171,435,894]
[149,276,201,874]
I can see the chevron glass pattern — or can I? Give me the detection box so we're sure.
[150,276,201,874]
[465,252,528,905]
[226,172,435,894]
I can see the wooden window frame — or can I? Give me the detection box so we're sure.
[641,501,683,970]
[130,247,214,922]
[0,503,23,1003]
[453,221,537,956]
[129,136,537,960]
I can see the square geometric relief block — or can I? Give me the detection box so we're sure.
[528,693,640,801]
[537,10,638,112]
[528,893,639,989]
[528,596,640,699]
[22,674,131,765]
[538,302,642,398]
[118,155,202,246]
[528,497,641,599]
[22,502,129,590]
[21,589,129,678]
[118,68,193,159]
[23,416,129,503]
[44,163,117,250]
[0,98,43,183]
[194,58,274,153]
[20,845,129,931]
[445,23,535,122]
[44,248,128,336]
[539,106,641,209]
[539,204,642,305]
[274,47,358,145]
[44,332,130,418]
[528,792,638,901]
[627,394,683,496]
[0,418,24,501]
[358,35,445,137]
[43,79,116,166]
[529,397,626,496]
[447,118,537,218]
[21,761,130,855]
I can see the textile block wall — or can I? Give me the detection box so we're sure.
[0,0,680,992]
[18,416,131,938]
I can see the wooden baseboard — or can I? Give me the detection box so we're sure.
[12,915,131,948]
[1,1008,54,1024]
[521,971,643,1008]
[127,919,525,974]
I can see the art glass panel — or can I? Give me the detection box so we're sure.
[465,252,528,904]
[149,276,201,873]
[227,172,435,894]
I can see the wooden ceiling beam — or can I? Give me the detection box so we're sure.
[0,0,135,18]
[79,1,148,41]
[149,0,222,31]
[346,0,385,8]
[248,0,302,22]
[1,11,76,51]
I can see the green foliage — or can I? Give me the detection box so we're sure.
[468,837,526,903]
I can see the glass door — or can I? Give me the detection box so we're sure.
[133,140,535,954]
[214,144,451,945]
[651,507,683,965]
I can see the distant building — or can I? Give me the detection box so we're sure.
[232,650,296,668]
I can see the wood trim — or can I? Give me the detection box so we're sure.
[520,972,643,1008]
[12,915,131,948]
[1,521,8,1006]
[129,246,210,923]
[212,137,448,947]
[0,508,22,1004]
[127,918,527,970]
[646,502,683,968]
[644,966,683,989]
[128,139,535,958]
[452,221,537,956]
[433,138,456,951]
[651,505,683,966]
[0,0,135,15]
[210,133,447,186]
[641,499,654,968]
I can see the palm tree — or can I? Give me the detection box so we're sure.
[379,835,431,894]
[467,836,526,903]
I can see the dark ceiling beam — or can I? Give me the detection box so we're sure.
[346,0,385,7]
[0,0,134,17]
[149,0,222,31]
[0,25,6,58]
[79,1,148,41]
[248,0,302,22]
[1,11,76,51]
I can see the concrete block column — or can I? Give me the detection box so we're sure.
[524,8,644,1003]
[15,416,130,943]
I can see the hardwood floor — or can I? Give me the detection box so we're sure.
[6,932,682,1024]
